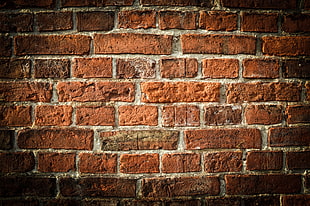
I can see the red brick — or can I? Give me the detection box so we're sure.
[160,58,198,78]
[38,152,76,172]
[205,197,241,206]
[79,153,117,174]
[35,105,72,126]
[140,0,211,6]
[119,10,156,29]
[100,130,179,151]
[243,196,281,206]
[0,152,34,173]
[221,0,297,9]
[204,151,242,173]
[241,12,278,32]
[0,176,56,197]
[0,130,14,150]
[72,58,112,78]
[245,104,282,125]
[17,128,93,150]
[204,106,242,125]
[283,59,310,78]
[34,59,70,78]
[14,35,91,55]
[185,128,261,149]
[116,58,156,79]
[77,11,114,31]
[286,105,310,124]
[262,36,310,56]
[141,82,220,103]
[59,177,136,197]
[283,14,310,33]
[0,105,31,126]
[57,81,134,102]
[159,11,197,30]
[162,105,200,127]
[118,105,158,126]
[0,82,52,102]
[282,195,310,206]
[37,12,72,31]
[61,0,134,7]
[0,35,11,57]
[225,174,301,195]
[0,13,33,32]
[286,151,310,169]
[94,33,172,54]
[202,59,239,79]
[243,58,279,78]
[0,0,55,8]
[141,176,219,197]
[181,34,256,54]
[120,153,159,174]
[76,106,114,126]
[226,82,301,103]
[246,151,283,171]
[199,11,237,31]
[269,127,310,147]
[162,153,201,173]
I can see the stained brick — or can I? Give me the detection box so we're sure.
[286,151,310,169]
[61,0,134,7]
[77,11,114,31]
[0,35,12,57]
[243,58,280,78]
[76,106,115,126]
[119,10,156,29]
[0,130,13,150]
[159,11,197,30]
[120,153,159,173]
[117,58,156,79]
[37,12,72,31]
[246,151,283,171]
[160,58,198,78]
[241,12,278,32]
[162,105,200,127]
[0,13,33,32]
[283,14,310,33]
[221,0,297,9]
[0,0,55,9]
[204,105,242,125]
[199,11,237,31]
[38,152,76,172]
[286,105,310,124]
[0,152,35,173]
[162,153,201,173]
[34,59,70,78]
[204,151,242,173]
[269,127,310,147]
[282,59,310,78]
[79,153,117,173]
[72,58,112,78]
[140,0,211,6]
[282,195,310,206]
[245,104,282,125]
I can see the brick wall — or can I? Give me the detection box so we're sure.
[0,0,310,205]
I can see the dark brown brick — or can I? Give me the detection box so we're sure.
[38,152,76,172]
[160,58,198,78]
[0,130,13,150]
[100,130,179,151]
[243,196,280,206]
[77,11,114,31]
[221,0,297,9]
[0,35,11,57]
[241,12,278,32]
[141,0,211,6]
[162,153,201,173]
[18,128,93,150]
[204,151,243,173]
[34,59,70,78]
[0,0,55,9]
[283,14,310,33]
[119,10,156,29]
[162,105,200,127]
[286,105,310,124]
[120,153,159,173]
[0,199,39,206]
[245,104,282,125]
[205,197,241,206]
[117,58,156,79]
[0,152,35,173]
[61,0,134,7]
[0,13,33,32]
[37,12,72,31]
[0,58,31,79]
[282,195,310,206]
[41,199,81,206]
[79,153,117,174]
[204,105,242,125]
[283,59,310,78]
[72,58,112,78]
[159,11,197,30]
[185,128,261,149]
[286,151,310,169]
[269,127,310,147]
[246,151,283,171]
[0,105,31,126]
[199,11,237,31]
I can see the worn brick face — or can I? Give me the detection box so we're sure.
[0,35,11,57]
[286,105,310,124]
[246,151,283,171]
[120,153,159,173]
[159,11,197,30]
[283,14,310,33]
[282,195,310,206]
[221,0,297,9]
[269,127,310,147]
[0,152,35,173]
[0,130,13,150]
[199,11,237,31]
[0,0,56,9]
[241,12,278,32]
[282,59,310,78]
[72,58,112,78]
[204,151,243,173]
[0,105,32,126]
[38,152,76,172]
[286,151,310,169]
[76,106,115,126]
[118,105,158,126]
[202,59,239,79]
[116,58,156,79]
[37,12,72,31]
[160,58,198,78]
[119,10,156,29]
[141,0,211,6]
[61,0,134,7]
[34,59,70,78]
[242,58,280,78]
[79,153,117,174]
[245,104,282,125]
[204,106,242,126]
[162,105,200,127]
[162,153,201,173]
[77,11,114,31]
[35,105,72,126]
[0,13,33,32]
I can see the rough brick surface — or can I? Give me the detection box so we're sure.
[61,0,134,7]
[34,59,70,78]
[282,59,310,78]
[286,105,310,124]
[100,130,179,151]
[221,0,297,9]
[18,128,93,150]
[94,33,173,54]
[205,197,241,206]
[0,58,30,79]
[119,10,156,29]
[182,34,256,54]
[199,11,237,31]
[162,153,201,173]
[0,0,55,8]
[57,82,134,102]
[204,151,243,173]
[141,0,211,6]
[226,82,301,103]
[76,106,115,126]
[35,105,72,126]
[0,35,11,57]
[159,11,197,30]
[0,152,35,173]
[0,13,33,32]
[0,105,31,126]
[72,58,112,78]
[38,152,76,172]
[79,153,117,173]
[283,14,310,33]
[162,105,200,127]
[15,35,91,55]
[77,11,114,31]
[120,153,159,173]
[246,151,283,171]
[119,105,158,126]
[225,174,301,195]
[185,129,261,149]
[307,82,310,101]
[262,36,310,56]
[282,195,310,206]
[269,127,310,147]
[286,151,310,169]
[160,58,198,78]
[243,58,280,78]
[202,59,239,79]
[141,176,219,197]
[241,12,278,32]
[37,12,72,31]
[204,106,242,125]
[243,196,281,206]
[141,82,220,103]
[0,130,13,150]
[117,58,156,79]
[245,104,282,125]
